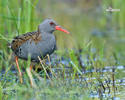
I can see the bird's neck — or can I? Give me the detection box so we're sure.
[39,30,54,36]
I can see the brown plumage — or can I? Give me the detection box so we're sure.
[11,31,42,51]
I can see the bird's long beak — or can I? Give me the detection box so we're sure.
[55,26,70,34]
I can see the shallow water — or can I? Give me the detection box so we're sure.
[0,56,124,100]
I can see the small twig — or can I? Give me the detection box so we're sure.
[32,70,44,82]
[38,56,52,81]
[26,67,37,88]
[47,54,57,78]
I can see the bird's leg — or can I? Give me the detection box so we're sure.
[15,56,23,83]
[26,65,37,88]
[30,65,33,71]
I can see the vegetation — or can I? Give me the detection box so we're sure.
[0,0,125,99]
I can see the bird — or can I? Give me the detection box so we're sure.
[10,18,70,87]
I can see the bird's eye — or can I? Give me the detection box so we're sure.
[50,22,55,25]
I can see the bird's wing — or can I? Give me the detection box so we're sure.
[11,31,42,51]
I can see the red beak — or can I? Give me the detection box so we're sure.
[55,26,70,34]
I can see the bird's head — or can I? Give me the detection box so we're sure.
[38,18,70,34]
